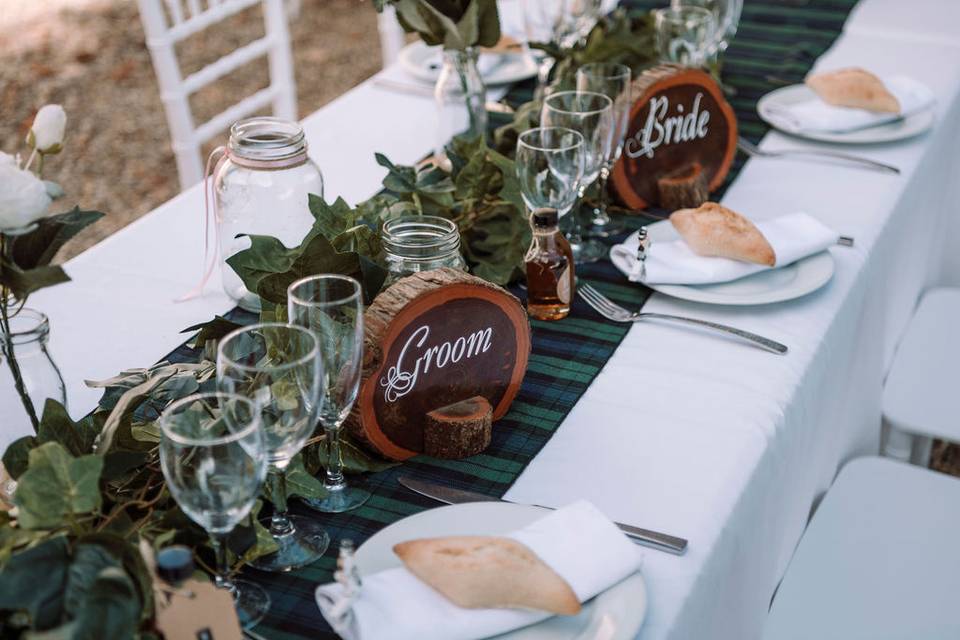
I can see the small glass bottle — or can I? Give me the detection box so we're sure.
[381,215,467,286]
[525,208,575,320]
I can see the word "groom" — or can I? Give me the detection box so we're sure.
[380,324,493,402]
[624,92,710,160]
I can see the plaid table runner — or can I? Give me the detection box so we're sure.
[175,2,858,637]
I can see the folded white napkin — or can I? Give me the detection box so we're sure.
[315,500,642,640]
[767,75,934,133]
[610,212,837,285]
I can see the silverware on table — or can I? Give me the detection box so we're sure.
[372,78,516,114]
[578,283,789,355]
[398,475,689,556]
[737,137,900,175]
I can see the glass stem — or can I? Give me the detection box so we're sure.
[593,166,612,227]
[0,235,39,432]
[324,425,346,492]
[268,468,294,537]
[211,533,237,597]
[567,185,588,246]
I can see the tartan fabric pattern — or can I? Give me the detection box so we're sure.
[164,2,858,636]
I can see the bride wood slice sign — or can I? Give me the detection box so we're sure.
[347,268,531,461]
[611,64,737,210]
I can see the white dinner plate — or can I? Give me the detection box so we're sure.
[757,84,935,144]
[398,40,539,86]
[635,220,835,306]
[355,502,648,640]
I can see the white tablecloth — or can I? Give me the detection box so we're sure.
[11,1,960,639]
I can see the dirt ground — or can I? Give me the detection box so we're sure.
[0,0,382,258]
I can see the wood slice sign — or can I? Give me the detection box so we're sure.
[611,64,737,210]
[347,268,531,461]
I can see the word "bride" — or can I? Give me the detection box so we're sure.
[380,324,493,402]
[624,92,710,160]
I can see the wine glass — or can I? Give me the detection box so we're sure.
[217,323,329,573]
[159,392,270,629]
[540,90,614,263]
[516,127,585,220]
[287,274,368,513]
[576,62,632,238]
[671,0,743,58]
[521,0,602,97]
[653,6,717,68]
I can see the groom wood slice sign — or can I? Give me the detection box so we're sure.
[347,268,531,461]
[611,64,737,210]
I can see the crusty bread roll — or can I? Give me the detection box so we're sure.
[670,202,776,266]
[394,536,580,615]
[805,68,900,114]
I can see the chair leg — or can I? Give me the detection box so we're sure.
[883,427,915,463]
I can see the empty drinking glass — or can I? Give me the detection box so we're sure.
[540,91,614,263]
[287,275,368,513]
[516,127,585,220]
[576,62,632,237]
[671,0,743,58]
[653,6,716,68]
[217,323,329,572]
[159,392,270,628]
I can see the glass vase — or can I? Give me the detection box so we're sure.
[434,47,488,168]
[0,309,66,445]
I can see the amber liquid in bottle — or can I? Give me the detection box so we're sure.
[525,208,575,321]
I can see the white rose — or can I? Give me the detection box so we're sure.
[0,162,52,231]
[27,105,67,154]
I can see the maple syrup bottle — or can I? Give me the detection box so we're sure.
[525,208,575,321]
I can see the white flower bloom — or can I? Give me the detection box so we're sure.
[0,162,52,231]
[28,104,67,154]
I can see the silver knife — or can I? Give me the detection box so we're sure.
[398,476,688,556]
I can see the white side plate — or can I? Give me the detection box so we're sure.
[356,502,648,640]
[398,40,539,86]
[636,220,835,306]
[757,84,935,144]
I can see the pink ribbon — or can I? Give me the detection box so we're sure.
[176,145,309,302]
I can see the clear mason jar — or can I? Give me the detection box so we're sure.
[0,309,66,444]
[382,216,467,285]
[216,117,323,312]
[434,47,488,167]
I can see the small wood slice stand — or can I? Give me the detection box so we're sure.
[612,64,737,211]
[347,268,531,461]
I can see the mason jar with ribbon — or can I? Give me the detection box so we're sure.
[183,117,323,312]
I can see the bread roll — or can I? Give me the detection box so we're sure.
[394,536,580,615]
[805,68,900,114]
[670,202,776,266]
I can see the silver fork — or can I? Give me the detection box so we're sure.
[578,283,788,354]
[738,137,900,175]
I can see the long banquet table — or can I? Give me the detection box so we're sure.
[13,0,960,638]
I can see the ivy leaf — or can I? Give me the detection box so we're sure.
[341,438,400,474]
[180,315,244,351]
[14,442,104,530]
[0,535,69,630]
[2,435,37,480]
[0,258,69,300]
[283,453,328,502]
[64,544,120,618]
[11,208,104,270]
[2,401,102,480]
[308,195,356,238]
[71,567,140,640]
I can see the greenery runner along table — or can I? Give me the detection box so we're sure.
[158,2,858,637]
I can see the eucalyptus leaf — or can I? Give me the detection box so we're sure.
[14,443,103,530]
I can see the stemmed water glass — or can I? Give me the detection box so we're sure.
[287,274,368,513]
[217,323,329,573]
[521,0,603,98]
[516,127,585,221]
[653,6,717,68]
[540,90,614,263]
[671,0,743,59]
[159,392,270,629]
[575,62,632,238]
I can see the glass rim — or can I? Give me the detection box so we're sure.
[288,274,362,309]
[576,62,632,81]
[159,392,261,447]
[2,308,50,344]
[228,116,307,161]
[381,215,461,254]
[543,90,614,116]
[517,126,585,153]
[217,322,320,373]
[652,5,714,24]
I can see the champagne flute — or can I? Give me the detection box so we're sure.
[540,90,614,263]
[516,127,585,219]
[287,275,368,513]
[576,62,632,237]
[159,392,270,629]
[217,323,329,572]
